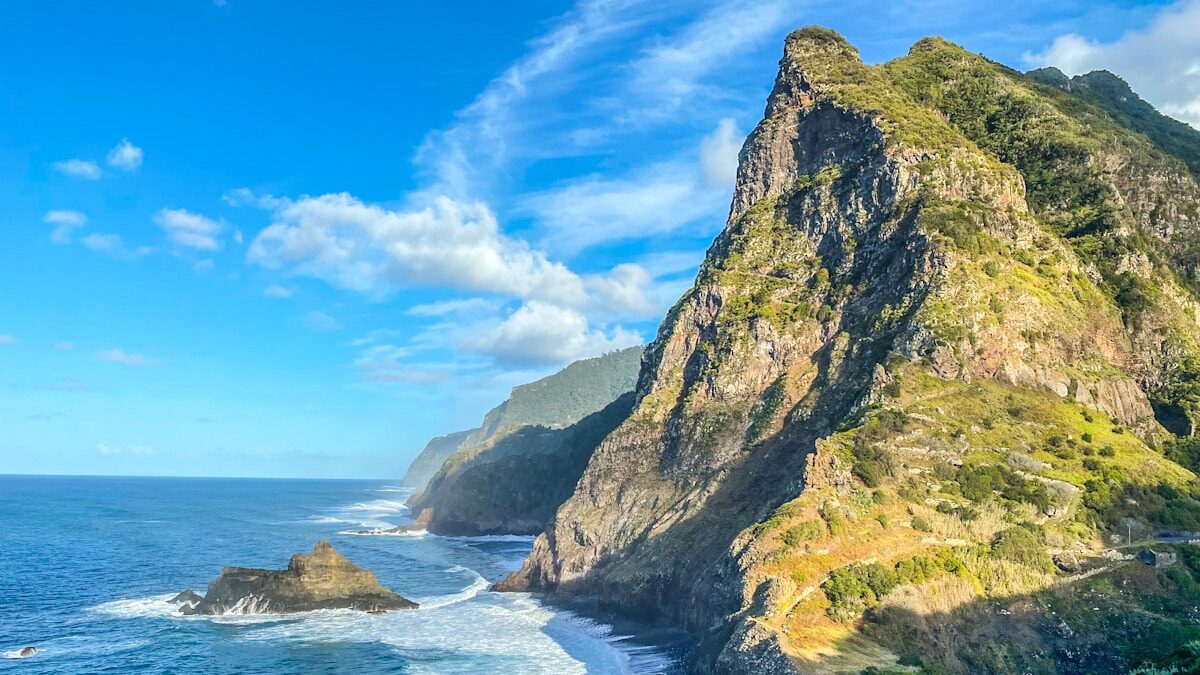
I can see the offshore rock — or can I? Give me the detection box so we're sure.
[181,540,416,615]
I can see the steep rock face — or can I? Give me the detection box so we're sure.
[405,393,636,535]
[400,429,475,491]
[402,348,642,535]
[502,27,1200,673]
[182,541,416,615]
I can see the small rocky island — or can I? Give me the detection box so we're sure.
[177,540,417,615]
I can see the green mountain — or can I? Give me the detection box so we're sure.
[400,429,475,490]
[1027,67,1200,177]
[500,28,1200,674]
[402,346,642,534]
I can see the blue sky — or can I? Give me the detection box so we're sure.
[2,0,1197,478]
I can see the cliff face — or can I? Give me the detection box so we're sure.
[400,429,475,490]
[501,28,1200,673]
[405,393,635,535]
[403,348,642,535]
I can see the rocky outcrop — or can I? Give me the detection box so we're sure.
[181,541,416,615]
[499,26,1200,673]
[168,589,202,607]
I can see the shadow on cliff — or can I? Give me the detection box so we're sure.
[411,393,637,536]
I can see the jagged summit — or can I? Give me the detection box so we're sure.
[499,26,1200,673]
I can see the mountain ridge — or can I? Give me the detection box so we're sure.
[498,26,1200,673]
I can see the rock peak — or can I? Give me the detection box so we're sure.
[783,25,859,64]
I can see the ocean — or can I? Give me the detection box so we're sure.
[0,475,680,673]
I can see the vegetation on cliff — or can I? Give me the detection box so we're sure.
[499,25,1200,674]
[402,347,642,535]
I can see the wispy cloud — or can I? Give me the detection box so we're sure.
[263,284,294,298]
[53,158,102,180]
[407,297,499,317]
[81,233,152,259]
[0,334,17,345]
[353,344,453,385]
[107,139,144,170]
[97,442,155,456]
[35,377,90,392]
[155,208,224,250]
[45,209,88,244]
[55,341,75,351]
[97,348,162,366]
[302,310,341,332]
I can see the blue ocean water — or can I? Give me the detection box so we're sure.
[0,476,679,673]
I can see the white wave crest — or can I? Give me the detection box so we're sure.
[338,527,427,537]
[444,534,537,543]
[342,499,408,512]
[413,566,491,610]
[90,593,180,619]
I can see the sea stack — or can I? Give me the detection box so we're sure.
[181,540,417,615]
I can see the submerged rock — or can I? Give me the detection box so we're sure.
[181,540,417,615]
[17,647,36,658]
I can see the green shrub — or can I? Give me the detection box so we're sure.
[823,563,899,620]
[991,527,1056,573]
[780,520,826,547]
[911,515,933,532]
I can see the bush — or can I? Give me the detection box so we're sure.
[991,527,1056,573]
[1099,445,1116,457]
[823,563,898,620]
[911,515,933,532]
[780,520,826,547]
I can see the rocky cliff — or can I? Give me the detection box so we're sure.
[500,27,1200,673]
[401,429,475,491]
[402,347,642,535]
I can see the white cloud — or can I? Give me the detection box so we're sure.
[263,284,294,298]
[155,208,224,250]
[407,297,499,317]
[52,159,102,180]
[699,118,742,189]
[618,0,797,126]
[97,348,162,366]
[45,209,88,244]
[106,139,144,170]
[465,301,642,367]
[245,192,653,316]
[81,233,152,259]
[302,310,341,332]
[1024,0,1200,128]
[520,118,741,254]
[55,341,75,351]
[353,344,452,385]
[0,334,17,345]
[193,259,215,275]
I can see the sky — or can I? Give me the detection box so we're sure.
[1,0,1197,479]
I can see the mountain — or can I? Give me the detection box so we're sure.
[402,347,643,534]
[499,28,1200,673]
[400,429,476,490]
[1027,67,1200,177]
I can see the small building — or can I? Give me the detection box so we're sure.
[1137,549,1177,568]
